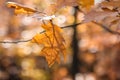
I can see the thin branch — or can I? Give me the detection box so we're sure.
[0,22,120,44]
[61,23,82,28]
[0,39,31,44]
[92,21,120,35]
[62,22,120,35]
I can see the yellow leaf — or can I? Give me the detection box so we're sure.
[32,22,66,67]
[40,47,61,66]
[6,2,42,15]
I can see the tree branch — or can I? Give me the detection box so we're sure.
[0,22,120,44]
[61,23,82,28]
[92,21,120,35]
[62,22,120,35]
[0,39,31,44]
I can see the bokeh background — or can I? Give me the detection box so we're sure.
[0,0,120,80]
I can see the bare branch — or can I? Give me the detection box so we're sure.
[61,23,82,28]
[62,22,120,35]
[92,21,120,35]
[0,39,31,44]
[0,22,120,44]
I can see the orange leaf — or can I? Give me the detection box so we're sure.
[32,22,66,67]
[6,2,42,15]
[40,47,61,66]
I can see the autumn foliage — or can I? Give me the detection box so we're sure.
[6,2,42,15]
[5,0,120,67]
[6,1,67,67]
[1,0,120,79]
[31,22,66,67]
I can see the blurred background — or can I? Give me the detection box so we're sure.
[0,0,120,80]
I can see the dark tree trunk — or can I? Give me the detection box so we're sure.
[71,6,81,80]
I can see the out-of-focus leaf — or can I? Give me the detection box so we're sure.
[77,0,94,11]
[32,22,66,67]
[83,0,120,30]
[57,0,78,8]
[44,4,58,15]
[83,9,118,23]
[6,2,43,15]
[100,0,120,10]
[44,0,94,15]
[44,0,78,15]
[99,0,120,18]
[83,0,120,23]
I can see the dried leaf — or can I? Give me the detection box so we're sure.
[83,0,120,31]
[32,22,66,67]
[40,47,61,66]
[44,0,78,15]
[57,0,78,8]
[99,0,120,17]
[44,4,58,15]
[100,0,120,10]
[6,2,42,15]
[77,0,94,11]
[83,9,118,23]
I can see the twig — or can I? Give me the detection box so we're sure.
[40,22,120,36]
[62,22,120,35]
[92,21,120,35]
[0,39,31,44]
[61,23,82,28]
[0,22,120,44]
